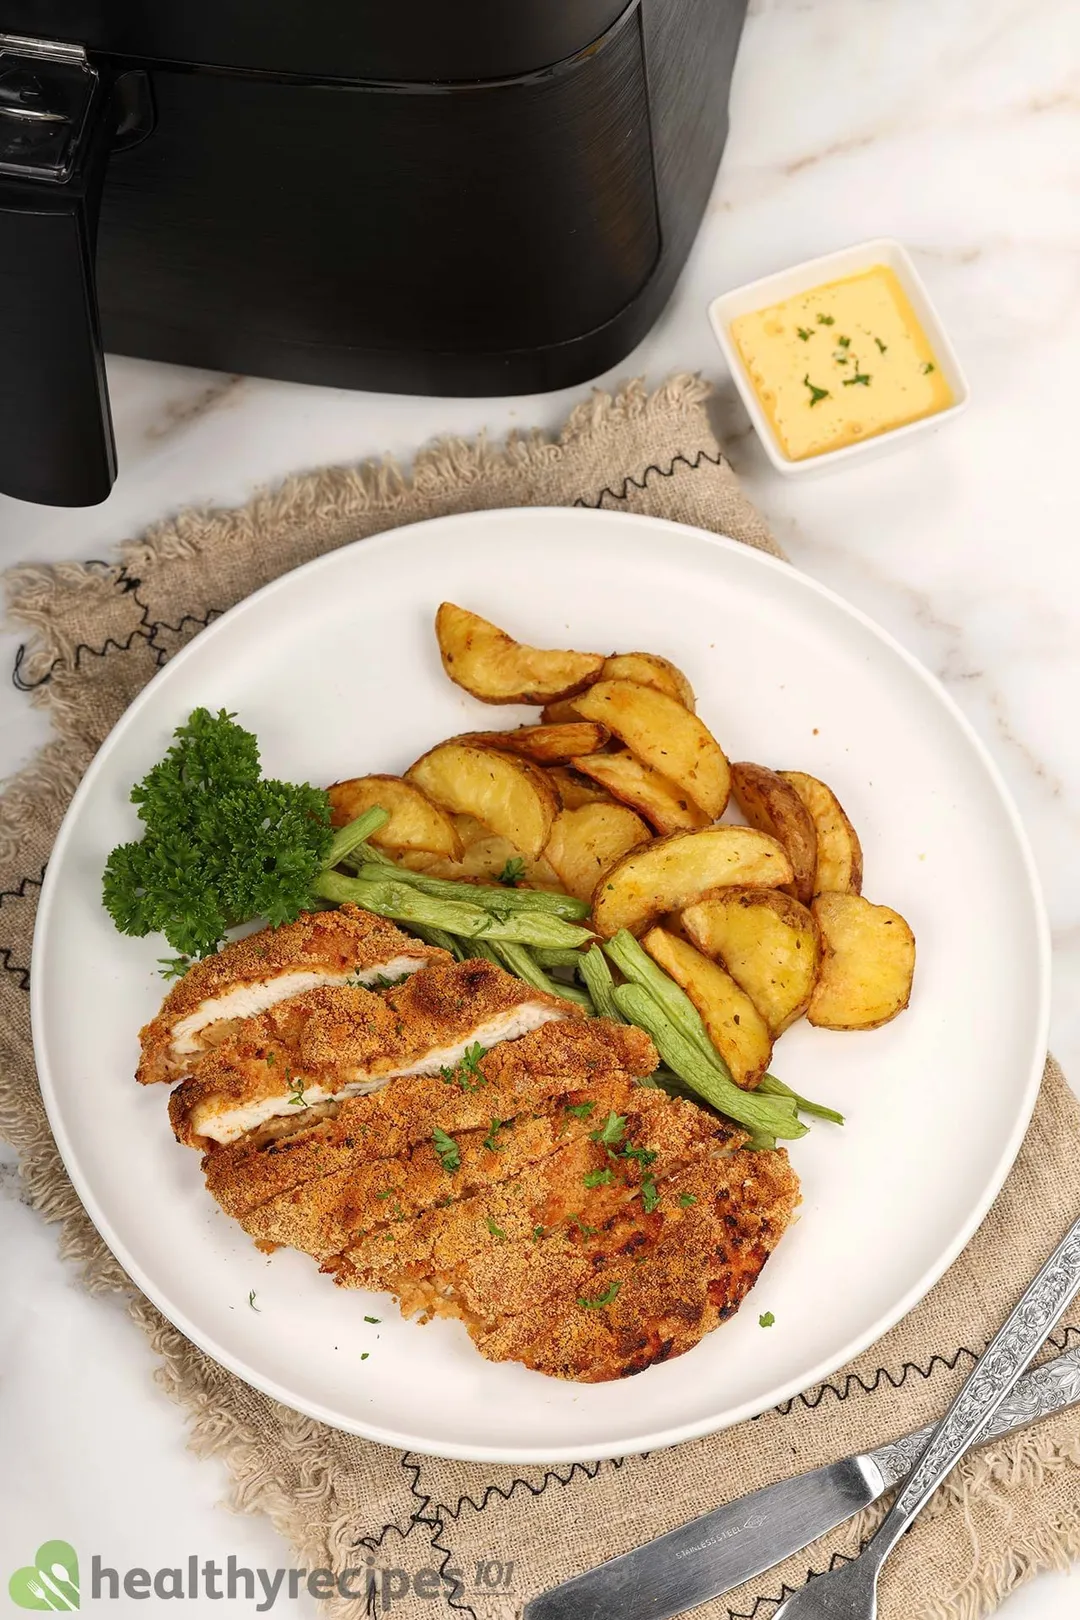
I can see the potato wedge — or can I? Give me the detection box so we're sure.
[600,652,695,710]
[730,762,818,906]
[544,803,651,904]
[406,743,559,858]
[326,773,464,860]
[572,680,730,818]
[401,836,561,891]
[808,892,915,1030]
[546,765,617,809]
[451,721,609,765]
[592,826,794,938]
[642,927,772,1088]
[781,771,864,896]
[435,602,604,705]
[541,698,587,725]
[569,751,710,834]
[680,887,820,1035]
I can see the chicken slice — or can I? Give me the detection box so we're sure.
[201,1017,658,1219]
[329,1083,800,1381]
[169,958,583,1148]
[138,905,448,1085]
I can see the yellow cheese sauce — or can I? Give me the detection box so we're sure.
[730,266,952,461]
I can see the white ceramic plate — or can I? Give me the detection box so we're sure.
[32,508,1048,1463]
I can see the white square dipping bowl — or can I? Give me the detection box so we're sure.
[708,238,970,476]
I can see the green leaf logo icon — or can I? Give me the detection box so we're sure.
[8,1541,80,1610]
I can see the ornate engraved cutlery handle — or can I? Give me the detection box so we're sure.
[874,1216,1080,1552]
[871,1345,1080,1490]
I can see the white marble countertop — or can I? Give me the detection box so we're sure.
[2,1,1078,1613]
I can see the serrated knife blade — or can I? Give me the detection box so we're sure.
[524,1346,1080,1620]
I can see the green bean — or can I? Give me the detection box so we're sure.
[758,1074,845,1126]
[612,983,807,1141]
[532,947,587,970]
[406,922,471,961]
[322,808,390,870]
[488,941,594,1010]
[603,930,722,1072]
[579,945,625,1022]
[312,871,595,948]
[343,859,589,921]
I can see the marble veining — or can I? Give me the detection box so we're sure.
[0,2,1077,1613]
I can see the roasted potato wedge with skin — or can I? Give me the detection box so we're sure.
[730,762,818,906]
[326,774,464,860]
[809,892,915,1030]
[572,680,730,819]
[600,652,696,711]
[570,751,710,835]
[544,803,651,904]
[435,602,604,705]
[642,927,772,1088]
[541,698,587,725]
[451,721,609,765]
[680,887,820,1036]
[592,826,794,939]
[546,765,617,809]
[781,771,864,897]
[406,743,559,859]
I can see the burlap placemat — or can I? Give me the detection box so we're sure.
[1,375,1078,1620]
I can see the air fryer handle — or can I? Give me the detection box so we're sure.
[0,37,128,507]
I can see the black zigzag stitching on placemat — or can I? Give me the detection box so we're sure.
[0,866,45,911]
[0,945,31,992]
[437,1456,624,1524]
[773,1323,1080,1416]
[574,448,725,510]
[398,1453,476,1619]
[10,561,227,689]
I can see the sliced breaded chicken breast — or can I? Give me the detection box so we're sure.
[201,1017,658,1219]
[138,905,448,1085]
[170,958,583,1148]
[328,1080,799,1381]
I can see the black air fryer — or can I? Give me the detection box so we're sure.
[0,3,748,507]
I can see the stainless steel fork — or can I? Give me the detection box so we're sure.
[772,1211,1080,1619]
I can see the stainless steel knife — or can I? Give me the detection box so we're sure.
[524,1346,1080,1620]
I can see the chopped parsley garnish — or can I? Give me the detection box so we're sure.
[483,1118,508,1153]
[579,1281,622,1310]
[874,337,888,353]
[622,1143,657,1168]
[265,1051,275,1066]
[566,1101,596,1120]
[485,1217,508,1241]
[361,1351,370,1360]
[533,1224,545,1241]
[248,1290,260,1311]
[498,856,527,887]
[440,1042,486,1092]
[433,1127,461,1172]
[589,1111,627,1147]
[759,1311,776,1328]
[678,1193,697,1208]
[640,1176,660,1213]
[837,334,851,349]
[816,312,835,325]
[158,955,190,980]
[583,1167,614,1189]
[921,361,936,374]
[287,1075,309,1109]
[568,1213,598,1237]
[364,1315,380,1323]
[375,1188,394,1200]
[803,375,830,406]
[842,371,871,387]
[102,706,334,966]
[796,326,813,341]
[365,971,409,990]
